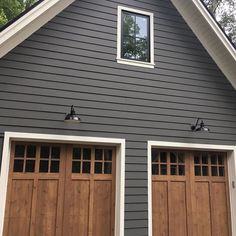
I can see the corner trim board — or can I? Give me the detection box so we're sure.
[0,132,125,236]
[147,141,236,236]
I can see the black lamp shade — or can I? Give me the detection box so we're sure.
[64,105,81,123]
[191,118,210,132]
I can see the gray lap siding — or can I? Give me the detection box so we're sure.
[0,0,236,235]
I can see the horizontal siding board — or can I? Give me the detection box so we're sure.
[126,172,147,179]
[1,96,236,125]
[125,195,148,203]
[124,228,148,236]
[125,203,148,212]
[125,212,148,220]
[1,96,236,130]
[0,63,231,90]
[0,107,235,136]
[5,52,224,78]
[0,117,236,142]
[2,57,228,86]
[1,75,235,112]
[0,0,236,235]
[125,219,148,228]
[13,44,220,72]
[18,39,216,66]
[125,188,148,195]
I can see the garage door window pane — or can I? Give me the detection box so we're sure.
[73,148,81,160]
[50,161,60,173]
[171,165,177,175]
[152,164,159,175]
[95,149,103,160]
[95,162,103,174]
[72,162,81,173]
[104,149,112,161]
[27,145,36,158]
[25,160,35,172]
[202,166,208,176]
[51,146,60,159]
[104,162,112,174]
[41,146,50,159]
[179,165,185,176]
[82,162,91,173]
[219,167,225,176]
[13,159,24,172]
[160,164,167,175]
[15,145,25,158]
[83,148,91,160]
[40,160,49,172]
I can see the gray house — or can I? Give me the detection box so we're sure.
[0,0,236,236]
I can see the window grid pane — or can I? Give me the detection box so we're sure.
[121,10,150,62]
[194,152,226,177]
[152,150,185,176]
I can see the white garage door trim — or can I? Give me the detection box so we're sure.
[147,141,236,236]
[0,132,126,236]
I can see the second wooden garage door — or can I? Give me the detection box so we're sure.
[152,149,231,236]
[3,142,116,236]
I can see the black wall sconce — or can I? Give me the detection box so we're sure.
[64,105,81,123]
[191,118,210,132]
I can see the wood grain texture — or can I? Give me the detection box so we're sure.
[192,182,211,236]
[63,180,90,236]
[152,181,168,236]
[152,151,231,236]
[4,143,116,236]
[169,182,187,236]
[4,180,34,236]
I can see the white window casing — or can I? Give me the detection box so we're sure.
[117,6,155,68]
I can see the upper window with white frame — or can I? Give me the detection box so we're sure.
[117,6,154,68]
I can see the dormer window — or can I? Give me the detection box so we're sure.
[117,6,154,68]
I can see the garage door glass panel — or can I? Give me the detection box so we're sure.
[39,145,61,173]
[13,144,36,173]
[95,148,113,174]
[194,152,226,177]
[152,150,185,176]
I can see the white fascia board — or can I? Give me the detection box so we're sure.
[171,0,236,89]
[0,0,75,58]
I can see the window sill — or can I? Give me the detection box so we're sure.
[117,58,155,68]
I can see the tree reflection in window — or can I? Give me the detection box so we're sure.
[121,11,150,62]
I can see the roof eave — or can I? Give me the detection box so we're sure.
[0,0,75,59]
[171,0,236,89]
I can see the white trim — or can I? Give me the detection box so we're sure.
[0,132,125,236]
[0,0,75,58]
[193,0,236,60]
[117,6,155,68]
[147,141,236,236]
[170,0,236,89]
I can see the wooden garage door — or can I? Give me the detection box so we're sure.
[3,142,116,236]
[152,149,231,236]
